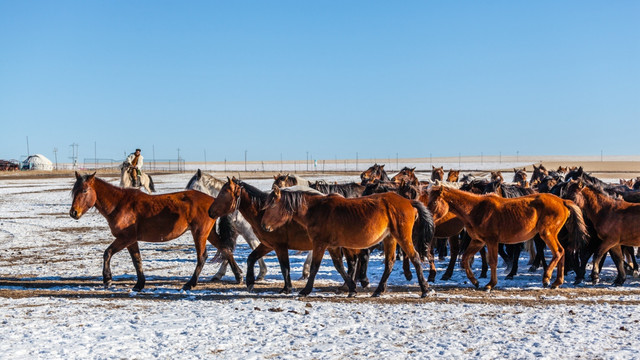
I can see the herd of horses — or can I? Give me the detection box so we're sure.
[68,163,640,297]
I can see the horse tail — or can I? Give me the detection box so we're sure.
[211,215,239,262]
[411,200,435,262]
[148,174,156,192]
[562,200,590,252]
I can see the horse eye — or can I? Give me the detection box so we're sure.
[82,189,88,193]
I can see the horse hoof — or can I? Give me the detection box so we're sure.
[472,281,480,289]
[246,284,254,292]
[483,285,493,292]
[132,284,144,292]
[235,278,243,285]
[103,281,112,289]
[427,276,436,283]
[440,274,452,281]
[347,292,357,298]
[256,275,266,282]
[542,281,549,288]
[182,285,193,291]
[360,280,370,289]
[371,292,381,298]
[505,275,514,280]
[210,277,223,283]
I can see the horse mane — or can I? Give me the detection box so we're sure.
[499,183,535,198]
[311,181,364,198]
[277,188,322,214]
[71,174,93,198]
[362,181,398,196]
[237,180,268,208]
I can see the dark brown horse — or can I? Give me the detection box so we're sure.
[427,186,589,290]
[260,187,434,297]
[513,168,529,187]
[360,164,391,185]
[562,181,640,285]
[208,178,346,293]
[431,166,444,181]
[530,165,548,185]
[70,172,240,291]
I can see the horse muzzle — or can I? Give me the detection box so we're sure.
[69,208,81,219]
[261,224,273,232]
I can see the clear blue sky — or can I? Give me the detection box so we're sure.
[1,1,638,162]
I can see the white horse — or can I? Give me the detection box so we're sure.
[186,169,268,281]
[119,161,155,193]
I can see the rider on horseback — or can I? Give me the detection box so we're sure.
[125,149,143,187]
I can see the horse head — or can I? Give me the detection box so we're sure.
[70,171,97,219]
[208,177,242,219]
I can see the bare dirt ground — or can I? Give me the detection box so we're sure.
[3,277,640,307]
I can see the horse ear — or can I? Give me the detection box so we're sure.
[273,185,281,198]
[196,169,202,178]
[75,171,81,180]
[87,172,96,182]
[380,164,385,168]
[432,165,435,170]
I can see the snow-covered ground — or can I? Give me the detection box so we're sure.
[1,173,639,359]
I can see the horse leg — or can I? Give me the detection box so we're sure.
[274,247,293,294]
[437,238,447,261]
[402,250,412,281]
[372,238,397,298]
[244,234,268,281]
[127,242,145,291]
[183,235,208,291]
[299,244,328,297]
[300,251,313,280]
[485,241,499,291]
[103,237,136,288]
[609,245,626,286]
[246,243,272,292]
[591,240,616,285]
[440,235,459,281]
[461,239,485,289]
[211,257,229,282]
[357,249,370,288]
[525,239,536,266]
[479,246,488,278]
[221,248,244,285]
[540,232,565,289]
[329,248,357,297]
[530,235,546,272]
[505,243,523,280]
[402,240,430,298]
[498,243,510,267]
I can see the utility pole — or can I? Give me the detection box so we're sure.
[26,136,30,158]
[177,148,181,172]
[516,150,519,162]
[53,148,58,170]
[69,143,79,169]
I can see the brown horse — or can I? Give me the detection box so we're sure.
[260,187,434,297]
[360,164,391,185]
[398,182,465,281]
[208,178,347,294]
[563,181,640,285]
[490,171,504,183]
[431,166,444,181]
[272,173,311,188]
[69,172,240,291]
[427,186,589,290]
[446,170,460,182]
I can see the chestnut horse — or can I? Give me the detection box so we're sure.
[261,187,434,297]
[70,172,240,291]
[208,178,347,294]
[446,170,460,183]
[427,186,589,290]
[562,181,640,285]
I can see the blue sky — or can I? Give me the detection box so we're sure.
[1,1,638,162]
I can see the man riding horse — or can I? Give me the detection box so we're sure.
[125,149,144,187]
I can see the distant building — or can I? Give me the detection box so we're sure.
[22,154,54,171]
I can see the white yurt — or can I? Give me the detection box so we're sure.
[22,154,54,171]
